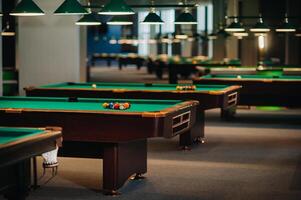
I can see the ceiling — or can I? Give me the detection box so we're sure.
[90,0,212,7]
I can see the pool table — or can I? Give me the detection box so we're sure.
[0,96,198,195]
[193,75,301,108]
[0,127,61,200]
[118,55,146,70]
[25,82,241,142]
[197,66,301,76]
[151,60,240,83]
[91,53,117,67]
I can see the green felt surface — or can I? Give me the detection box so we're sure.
[0,127,44,145]
[256,70,283,76]
[256,106,283,111]
[203,74,301,80]
[0,97,183,113]
[201,66,301,69]
[41,82,230,92]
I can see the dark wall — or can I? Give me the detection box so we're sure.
[2,0,16,68]
[260,0,301,65]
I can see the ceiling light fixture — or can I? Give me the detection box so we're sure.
[250,15,270,32]
[275,14,296,32]
[10,0,45,16]
[175,32,188,39]
[1,22,16,37]
[76,14,101,25]
[216,23,230,37]
[225,17,245,32]
[175,7,197,25]
[141,1,163,25]
[208,32,218,40]
[76,2,101,26]
[225,0,244,32]
[141,12,164,25]
[54,0,89,15]
[98,0,135,15]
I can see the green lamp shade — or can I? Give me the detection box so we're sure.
[54,0,89,15]
[76,14,101,26]
[275,20,296,32]
[107,16,133,25]
[98,0,135,15]
[1,22,15,37]
[174,12,197,25]
[141,12,164,25]
[250,21,270,32]
[225,20,245,32]
[10,0,45,16]
[217,28,230,37]
[208,33,218,40]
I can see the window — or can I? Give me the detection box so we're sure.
[161,9,175,56]
[138,11,151,56]
[197,4,213,58]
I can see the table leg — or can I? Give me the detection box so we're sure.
[168,66,178,84]
[5,160,30,200]
[179,109,205,149]
[118,61,122,70]
[102,139,147,195]
[221,106,237,120]
[32,157,39,189]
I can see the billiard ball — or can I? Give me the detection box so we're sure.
[92,84,97,88]
[114,103,120,109]
[123,103,130,109]
[102,102,109,108]
[109,102,114,109]
[237,75,242,79]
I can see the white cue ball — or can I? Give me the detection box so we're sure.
[92,84,97,88]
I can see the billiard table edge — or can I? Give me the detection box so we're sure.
[24,84,242,96]
[0,100,199,118]
[0,127,62,151]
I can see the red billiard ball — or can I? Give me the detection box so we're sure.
[113,103,120,109]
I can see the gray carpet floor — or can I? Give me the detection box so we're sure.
[22,109,301,200]
[2,65,301,200]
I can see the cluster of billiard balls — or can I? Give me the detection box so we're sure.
[102,102,131,110]
[176,85,197,91]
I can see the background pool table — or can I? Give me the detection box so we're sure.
[193,75,301,108]
[25,82,241,140]
[147,56,240,82]
[0,127,61,200]
[197,66,301,76]
[0,96,198,195]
